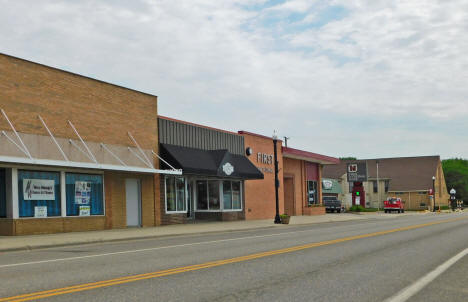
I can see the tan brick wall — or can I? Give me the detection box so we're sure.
[141,174,155,227]
[154,174,162,226]
[5,217,106,236]
[0,54,158,152]
[0,218,14,235]
[241,133,284,220]
[62,217,106,233]
[106,172,127,229]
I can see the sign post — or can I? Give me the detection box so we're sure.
[347,162,368,208]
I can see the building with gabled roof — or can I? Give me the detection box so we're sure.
[323,156,450,210]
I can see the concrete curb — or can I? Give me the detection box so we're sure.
[0,225,284,253]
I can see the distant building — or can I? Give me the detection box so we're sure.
[323,156,450,210]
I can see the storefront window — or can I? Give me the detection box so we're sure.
[166,176,186,212]
[198,180,241,211]
[196,180,208,210]
[66,173,104,216]
[208,181,220,210]
[166,177,176,211]
[307,181,318,205]
[0,168,6,218]
[176,178,186,212]
[232,181,241,210]
[223,181,242,210]
[18,170,61,217]
[223,181,232,209]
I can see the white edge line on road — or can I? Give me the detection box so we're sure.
[0,228,318,269]
[384,247,468,302]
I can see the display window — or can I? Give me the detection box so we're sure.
[223,180,242,210]
[307,181,318,205]
[165,176,187,213]
[196,179,242,211]
[66,173,104,216]
[0,168,6,218]
[18,170,61,217]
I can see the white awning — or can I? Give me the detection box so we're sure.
[0,109,182,175]
[0,155,182,174]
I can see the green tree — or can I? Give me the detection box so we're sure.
[442,158,468,204]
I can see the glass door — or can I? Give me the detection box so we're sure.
[196,180,208,210]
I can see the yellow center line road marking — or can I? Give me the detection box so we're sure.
[1,216,467,302]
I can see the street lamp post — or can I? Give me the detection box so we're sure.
[273,133,281,224]
[432,176,436,212]
[376,160,380,211]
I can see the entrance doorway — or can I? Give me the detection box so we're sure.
[125,178,141,227]
[284,176,295,216]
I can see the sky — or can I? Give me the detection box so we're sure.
[0,0,467,159]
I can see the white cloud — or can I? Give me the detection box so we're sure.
[0,0,467,159]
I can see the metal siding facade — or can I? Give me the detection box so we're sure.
[158,118,244,155]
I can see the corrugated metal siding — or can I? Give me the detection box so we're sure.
[158,118,244,155]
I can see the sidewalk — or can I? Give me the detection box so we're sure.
[0,212,425,252]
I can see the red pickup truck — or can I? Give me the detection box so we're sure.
[384,197,404,213]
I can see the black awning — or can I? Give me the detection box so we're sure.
[160,144,264,180]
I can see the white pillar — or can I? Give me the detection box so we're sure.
[61,171,66,217]
[11,168,19,219]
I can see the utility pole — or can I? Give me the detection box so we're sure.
[283,136,290,148]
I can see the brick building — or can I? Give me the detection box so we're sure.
[281,147,340,216]
[0,53,179,235]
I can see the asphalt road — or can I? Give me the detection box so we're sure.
[1,212,468,302]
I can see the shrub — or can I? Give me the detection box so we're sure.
[350,205,364,212]
[349,206,378,212]
[280,214,289,219]
[439,205,450,210]
[362,207,379,212]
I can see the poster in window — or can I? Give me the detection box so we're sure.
[34,206,47,218]
[79,205,91,216]
[23,179,55,200]
[75,181,91,205]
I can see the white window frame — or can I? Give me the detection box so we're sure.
[0,163,106,219]
[222,180,243,212]
[164,175,188,214]
[194,179,221,212]
[194,178,243,212]
[64,172,106,217]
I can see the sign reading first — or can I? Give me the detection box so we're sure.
[23,179,55,200]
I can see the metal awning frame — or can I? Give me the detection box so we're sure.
[0,109,182,175]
